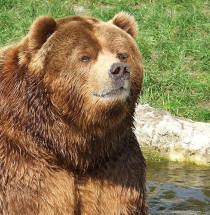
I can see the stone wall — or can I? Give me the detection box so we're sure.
[134,104,210,166]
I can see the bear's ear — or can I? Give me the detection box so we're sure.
[28,16,57,50]
[110,12,138,40]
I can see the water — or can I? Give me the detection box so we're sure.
[146,161,210,215]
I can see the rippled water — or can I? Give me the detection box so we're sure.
[146,161,210,215]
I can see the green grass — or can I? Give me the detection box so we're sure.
[0,0,209,122]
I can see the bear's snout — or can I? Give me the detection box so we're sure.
[91,56,132,99]
[109,62,130,81]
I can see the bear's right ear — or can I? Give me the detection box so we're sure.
[28,16,56,51]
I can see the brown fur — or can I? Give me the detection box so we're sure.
[0,13,148,215]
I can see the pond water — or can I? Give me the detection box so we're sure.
[146,161,210,215]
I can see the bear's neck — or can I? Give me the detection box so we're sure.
[24,93,134,171]
[26,95,134,171]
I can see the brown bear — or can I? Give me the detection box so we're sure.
[0,12,147,215]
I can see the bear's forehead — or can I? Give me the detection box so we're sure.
[54,17,134,52]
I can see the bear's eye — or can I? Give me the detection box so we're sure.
[117,53,127,61]
[81,56,91,63]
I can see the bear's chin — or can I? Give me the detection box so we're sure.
[93,86,130,100]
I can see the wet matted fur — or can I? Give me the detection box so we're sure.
[0,13,148,215]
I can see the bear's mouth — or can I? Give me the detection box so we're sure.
[93,87,129,98]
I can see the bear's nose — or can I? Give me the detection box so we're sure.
[109,62,130,80]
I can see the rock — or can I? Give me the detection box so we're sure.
[134,104,210,166]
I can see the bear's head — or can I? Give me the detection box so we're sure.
[19,13,143,137]
[9,13,144,169]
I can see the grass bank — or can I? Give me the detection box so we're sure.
[0,0,209,122]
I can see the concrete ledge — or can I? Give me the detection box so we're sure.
[134,104,210,166]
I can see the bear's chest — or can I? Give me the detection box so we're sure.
[41,161,142,215]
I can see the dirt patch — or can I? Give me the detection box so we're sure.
[202,100,210,109]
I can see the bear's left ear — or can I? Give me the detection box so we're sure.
[28,16,57,51]
[110,12,138,40]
